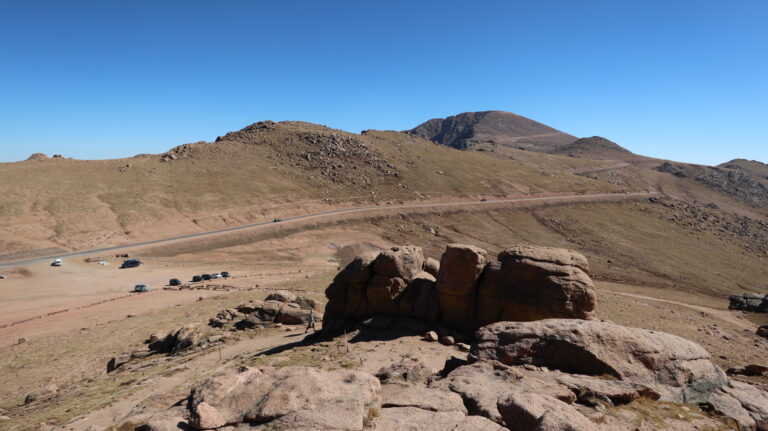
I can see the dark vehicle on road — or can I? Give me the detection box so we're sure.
[121,259,142,269]
[201,274,212,281]
[192,275,202,282]
[221,271,230,278]
[169,278,181,286]
[480,198,487,202]
[273,218,282,223]
[134,284,149,292]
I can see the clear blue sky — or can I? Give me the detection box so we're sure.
[1,1,766,165]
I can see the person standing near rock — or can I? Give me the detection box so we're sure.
[306,309,317,333]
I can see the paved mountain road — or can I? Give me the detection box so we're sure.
[0,191,653,269]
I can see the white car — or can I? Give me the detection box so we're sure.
[210,273,223,279]
[51,258,63,267]
[0,275,6,279]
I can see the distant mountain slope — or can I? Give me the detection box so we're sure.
[0,120,614,255]
[407,111,576,152]
[550,136,643,160]
[718,159,768,178]
[656,160,768,208]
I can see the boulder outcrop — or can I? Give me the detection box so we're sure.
[166,366,381,430]
[135,320,768,431]
[323,244,596,334]
[476,245,595,324]
[150,324,203,354]
[729,293,768,313]
[472,319,727,402]
[138,364,505,431]
[471,319,768,429]
[212,293,322,329]
[435,244,488,328]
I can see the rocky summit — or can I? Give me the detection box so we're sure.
[407,110,577,152]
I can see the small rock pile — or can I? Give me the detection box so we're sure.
[26,153,49,161]
[149,324,207,354]
[656,161,688,177]
[729,293,768,313]
[211,290,322,330]
[160,142,201,162]
[323,244,595,335]
[215,120,277,141]
[106,324,228,373]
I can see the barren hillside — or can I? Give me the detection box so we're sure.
[0,121,615,257]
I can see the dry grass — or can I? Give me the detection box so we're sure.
[597,398,739,430]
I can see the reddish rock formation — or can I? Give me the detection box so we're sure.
[435,244,488,328]
[476,246,595,324]
[323,244,596,333]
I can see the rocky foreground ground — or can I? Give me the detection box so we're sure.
[96,243,768,431]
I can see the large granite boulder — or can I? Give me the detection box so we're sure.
[476,246,595,324]
[435,244,488,329]
[472,319,727,402]
[396,271,438,321]
[497,392,594,431]
[323,243,597,334]
[187,366,381,430]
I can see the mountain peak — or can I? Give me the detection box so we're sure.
[406,110,576,152]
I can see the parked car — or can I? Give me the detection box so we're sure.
[169,278,181,286]
[134,284,149,292]
[201,274,212,281]
[121,259,142,269]
[210,273,222,279]
[192,275,203,282]
[51,258,63,267]
[220,271,230,278]
[0,275,6,279]
[480,198,488,202]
